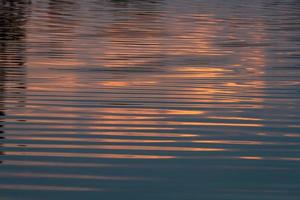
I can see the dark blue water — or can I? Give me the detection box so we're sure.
[0,0,300,199]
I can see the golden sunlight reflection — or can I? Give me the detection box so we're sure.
[3,143,228,152]
[239,156,264,160]
[5,151,176,159]
[1,1,300,199]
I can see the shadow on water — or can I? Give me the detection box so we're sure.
[0,0,30,164]
[109,0,162,7]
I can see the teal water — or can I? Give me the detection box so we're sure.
[0,0,300,199]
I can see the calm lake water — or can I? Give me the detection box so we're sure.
[1,0,300,199]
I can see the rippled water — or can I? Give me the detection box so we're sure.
[1,0,300,199]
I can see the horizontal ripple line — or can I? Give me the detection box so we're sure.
[2,143,228,152]
[4,151,176,159]
[0,172,148,181]
[0,184,100,192]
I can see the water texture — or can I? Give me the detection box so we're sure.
[0,0,300,199]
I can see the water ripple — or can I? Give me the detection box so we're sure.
[1,0,300,199]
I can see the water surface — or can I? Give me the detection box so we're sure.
[1,0,300,199]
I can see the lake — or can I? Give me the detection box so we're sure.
[0,0,300,199]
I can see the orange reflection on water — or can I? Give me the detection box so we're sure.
[168,122,263,127]
[239,156,263,160]
[207,116,262,121]
[7,131,197,138]
[193,140,272,145]
[6,136,178,143]
[100,81,129,87]
[164,110,205,115]
[30,59,85,67]
[239,157,300,161]
[4,143,227,152]
[16,1,273,170]
[6,151,176,159]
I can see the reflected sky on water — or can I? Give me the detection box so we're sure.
[0,0,300,199]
